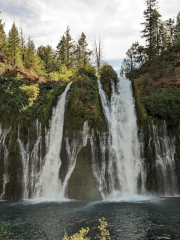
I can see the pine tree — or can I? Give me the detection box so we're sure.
[0,14,6,56]
[37,45,54,73]
[76,32,92,67]
[64,26,75,68]
[165,18,175,47]
[8,22,21,65]
[24,37,36,69]
[141,0,161,60]
[57,35,66,64]
[174,12,180,42]
[20,27,26,65]
[56,26,75,69]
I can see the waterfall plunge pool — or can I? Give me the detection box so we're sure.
[0,197,180,239]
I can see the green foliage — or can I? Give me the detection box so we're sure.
[142,88,180,123]
[141,0,161,59]
[66,66,106,130]
[8,22,21,65]
[0,78,67,124]
[75,32,92,68]
[0,17,7,56]
[49,64,73,82]
[99,64,117,96]
[37,45,54,73]
[0,222,8,240]
[56,26,74,69]
[63,218,110,240]
[20,84,40,107]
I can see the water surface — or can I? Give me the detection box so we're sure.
[0,197,180,239]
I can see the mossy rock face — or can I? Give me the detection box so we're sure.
[99,64,118,98]
[68,140,102,201]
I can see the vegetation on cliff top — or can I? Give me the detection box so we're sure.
[0,14,117,127]
[65,65,107,130]
[99,64,117,97]
[121,0,180,125]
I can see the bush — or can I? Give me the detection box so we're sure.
[20,85,40,106]
[49,64,73,82]
[77,65,97,80]
[142,88,180,123]
[63,218,111,240]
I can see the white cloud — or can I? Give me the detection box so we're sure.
[0,0,180,70]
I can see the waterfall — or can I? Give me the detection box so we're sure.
[18,120,43,199]
[149,121,178,195]
[97,78,145,199]
[34,82,72,200]
[62,121,90,197]
[0,126,10,200]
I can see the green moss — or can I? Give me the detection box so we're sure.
[99,64,117,97]
[68,140,102,201]
[65,66,107,132]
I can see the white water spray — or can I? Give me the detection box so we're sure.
[34,82,72,200]
[98,78,145,199]
[0,126,10,200]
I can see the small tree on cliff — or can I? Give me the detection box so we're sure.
[93,37,104,72]
[75,32,92,68]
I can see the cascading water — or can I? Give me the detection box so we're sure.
[1,77,179,201]
[62,121,90,197]
[18,120,43,199]
[0,126,10,200]
[34,82,72,200]
[97,77,145,199]
[149,121,178,195]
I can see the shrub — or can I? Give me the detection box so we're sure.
[142,88,180,123]
[63,218,111,240]
[20,85,40,106]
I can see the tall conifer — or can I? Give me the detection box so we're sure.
[8,22,21,65]
[141,0,161,59]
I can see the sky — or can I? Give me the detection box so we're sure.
[0,0,180,73]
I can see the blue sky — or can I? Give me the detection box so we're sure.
[1,0,180,73]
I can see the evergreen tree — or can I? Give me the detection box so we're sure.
[120,65,124,77]
[24,37,36,70]
[141,0,161,60]
[76,32,92,67]
[64,26,73,68]
[37,45,54,73]
[8,22,21,65]
[174,12,180,42]
[56,26,75,69]
[165,18,175,47]
[20,27,26,65]
[57,35,66,64]
[0,14,6,56]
